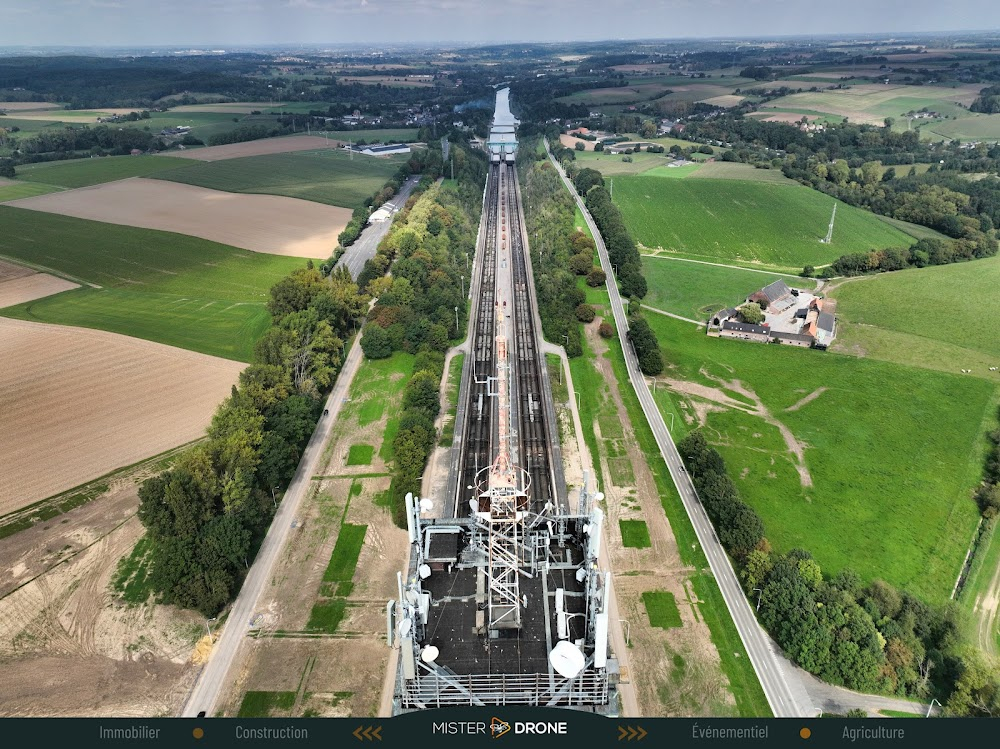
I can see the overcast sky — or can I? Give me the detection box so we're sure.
[1,0,998,48]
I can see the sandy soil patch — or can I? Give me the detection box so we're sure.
[0,273,79,308]
[8,178,351,259]
[0,497,202,716]
[163,135,338,162]
[560,133,594,151]
[0,317,243,513]
[974,550,1000,659]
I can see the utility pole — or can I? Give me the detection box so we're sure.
[451,157,454,181]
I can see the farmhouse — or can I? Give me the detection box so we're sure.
[708,281,837,350]
[719,320,770,343]
[748,279,794,312]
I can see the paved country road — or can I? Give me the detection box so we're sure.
[336,176,420,280]
[547,142,934,719]
[546,142,812,718]
[180,336,365,718]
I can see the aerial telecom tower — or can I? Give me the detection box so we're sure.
[387,131,616,711]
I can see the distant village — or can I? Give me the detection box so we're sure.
[707,279,837,350]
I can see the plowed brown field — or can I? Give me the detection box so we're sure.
[8,178,351,259]
[163,134,337,162]
[0,318,244,513]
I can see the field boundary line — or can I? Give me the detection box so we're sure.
[639,303,704,326]
[0,251,99,288]
[641,252,807,278]
[0,514,136,602]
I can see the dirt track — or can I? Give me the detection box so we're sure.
[162,135,338,162]
[0,317,243,513]
[8,178,351,259]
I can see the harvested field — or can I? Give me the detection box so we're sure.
[698,94,745,108]
[0,317,243,513]
[164,135,337,162]
[560,134,595,151]
[8,178,350,259]
[0,259,34,283]
[0,101,62,112]
[0,273,78,308]
[167,102,288,113]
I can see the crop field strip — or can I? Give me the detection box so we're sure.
[646,312,991,603]
[14,154,195,188]
[612,176,916,268]
[0,206,302,361]
[151,147,406,209]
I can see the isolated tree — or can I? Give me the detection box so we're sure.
[738,304,764,325]
[598,321,614,338]
[574,141,586,151]
[360,324,393,359]
[801,265,815,278]
[575,303,595,322]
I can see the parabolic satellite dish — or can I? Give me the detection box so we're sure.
[419,498,434,512]
[469,499,479,513]
[549,640,585,679]
[421,645,440,663]
[398,618,412,637]
[418,564,431,579]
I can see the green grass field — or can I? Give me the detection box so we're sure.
[322,523,367,583]
[920,113,1000,142]
[238,691,296,717]
[647,313,990,603]
[639,163,703,179]
[619,519,652,548]
[346,444,374,466]
[573,149,674,175]
[641,256,811,321]
[829,255,1000,376]
[642,590,683,629]
[0,181,62,202]
[15,155,194,188]
[153,148,405,209]
[686,161,795,184]
[0,206,302,360]
[613,177,915,269]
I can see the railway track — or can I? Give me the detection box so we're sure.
[453,163,560,516]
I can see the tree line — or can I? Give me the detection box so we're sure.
[516,136,596,358]
[358,143,486,526]
[135,264,368,616]
[679,430,1000,714]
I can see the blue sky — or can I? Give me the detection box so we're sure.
[0,0,997,47]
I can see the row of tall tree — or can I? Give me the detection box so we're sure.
[358,143,486,526]
[679,429,1000,713]
[516,137,593,358]
[136,264,368,616]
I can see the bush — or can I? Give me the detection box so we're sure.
[598,321,614,338]
[586,268,607,287]
[801,265,815,278]
[575,303,595,322]
[360,324,393,359]
[738,304,764,325]
[574,141,586,151]
[569,253,592,275]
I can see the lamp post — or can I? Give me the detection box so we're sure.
[454,306,460,332]
[206,617,217,639]
[926,698,941,718]
[271,486,278,508]
[752,588,763,612]
[460,275,465,299]
[619,618,631,647]
[561,334,569,348]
